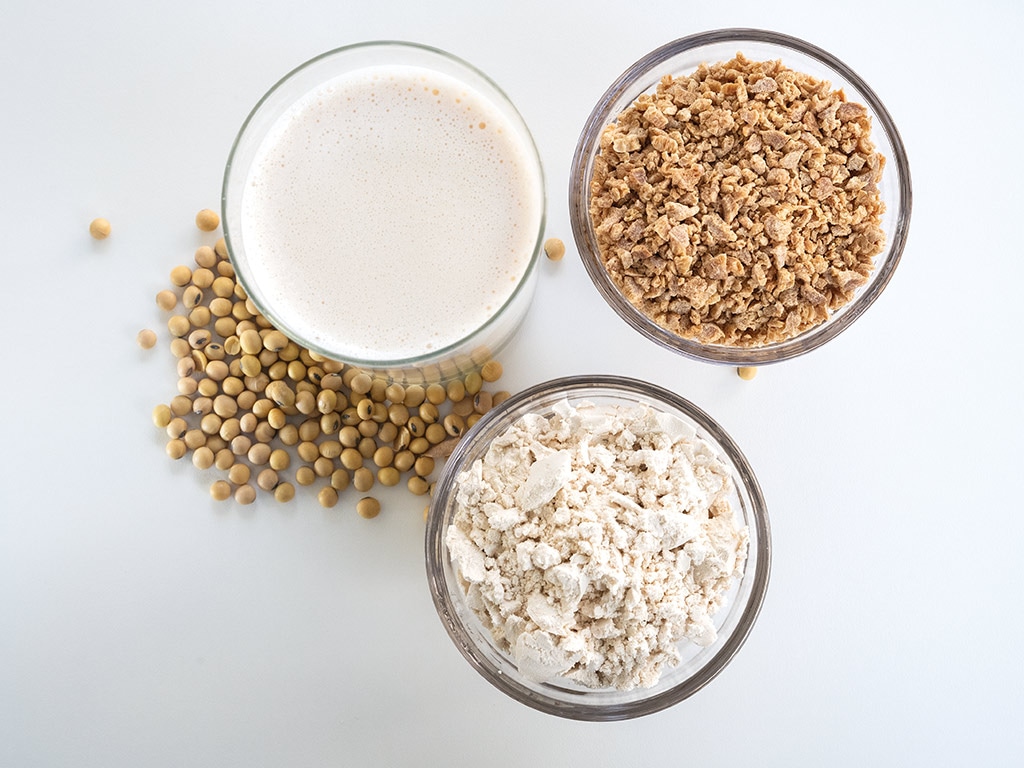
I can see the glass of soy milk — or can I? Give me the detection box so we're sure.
[222,42,546,384]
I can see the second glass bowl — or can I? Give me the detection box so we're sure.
[425,375,771,720]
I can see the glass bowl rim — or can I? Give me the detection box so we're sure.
[425,374,772,720]
[568,27,913,366]
[221,39,548,370]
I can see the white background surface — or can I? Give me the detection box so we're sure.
[2,1,1021,766]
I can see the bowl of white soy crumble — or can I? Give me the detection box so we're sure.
[569,29,912,366]
[425,375,770,720]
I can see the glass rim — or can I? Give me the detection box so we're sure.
[569,28,913,366]
[221,40,547,369]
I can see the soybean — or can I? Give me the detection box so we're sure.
[464,371,482,396]
[277,423,298,446]
[156,290,177,311]
[377,422,398,444]
[331,469,351,491]
[256,419,278,442]
[192,267,215,288]
[452,397,474,418]
[256,468,279,491]
[200,413,222,435]
[297,441,320,463]
[234,484,257,505]
[137,329,157,349]
[737,366,758,381]
[166,439,187,460]
[349,372,373,395]
[473,391,493,414]
[356,496,381,519]
[404,384,426,408]
[263,330,288,352]
[543,237,566,261]
[425,383,446,406]
[152,404,172,428]
[274,483,296,503]
[357,437,377,459]
[248,443,271,466]
[228,463,251,485]
[353,467,374,492]
[195,208,220,232]
[213,395,238,419]
[215,449,235,471]
[269,448,291,471]
[89,217,112,239]
[356,398,374,421]
[393,450,415,473]
[183,285,203,309]
[188,329,210,349]
[378,467,400,487]
[211,276,235,299]
[169,395,192,416]
[446,379,466,403]
[192,446,215,470]
[210,480,232,501]
[408,476,430,496]
[480,360,503,382]
[425,423,447,444]
[170,265,193,287]
[373,446,394,468]
[166,417,188,439]
[443,414,465,438]
[319,440,342,459]
[340,448,363,470]
[169,338,191,358]
[167,315,190,338]
[195,245,217,268]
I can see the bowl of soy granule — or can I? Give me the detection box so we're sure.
[569,29,912,366]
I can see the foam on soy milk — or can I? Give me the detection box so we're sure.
[240,64,544,362]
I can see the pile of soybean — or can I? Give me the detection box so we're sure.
[147,210,509,515]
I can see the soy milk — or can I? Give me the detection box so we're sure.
[238,64,544,363]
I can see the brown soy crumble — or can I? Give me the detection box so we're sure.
[589,53,886,346]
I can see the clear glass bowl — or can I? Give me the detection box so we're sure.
[425,375,771,720]
[569,29,912,365]
[222,41,546,384]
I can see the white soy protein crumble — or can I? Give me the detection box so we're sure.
[445,399,749,690]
